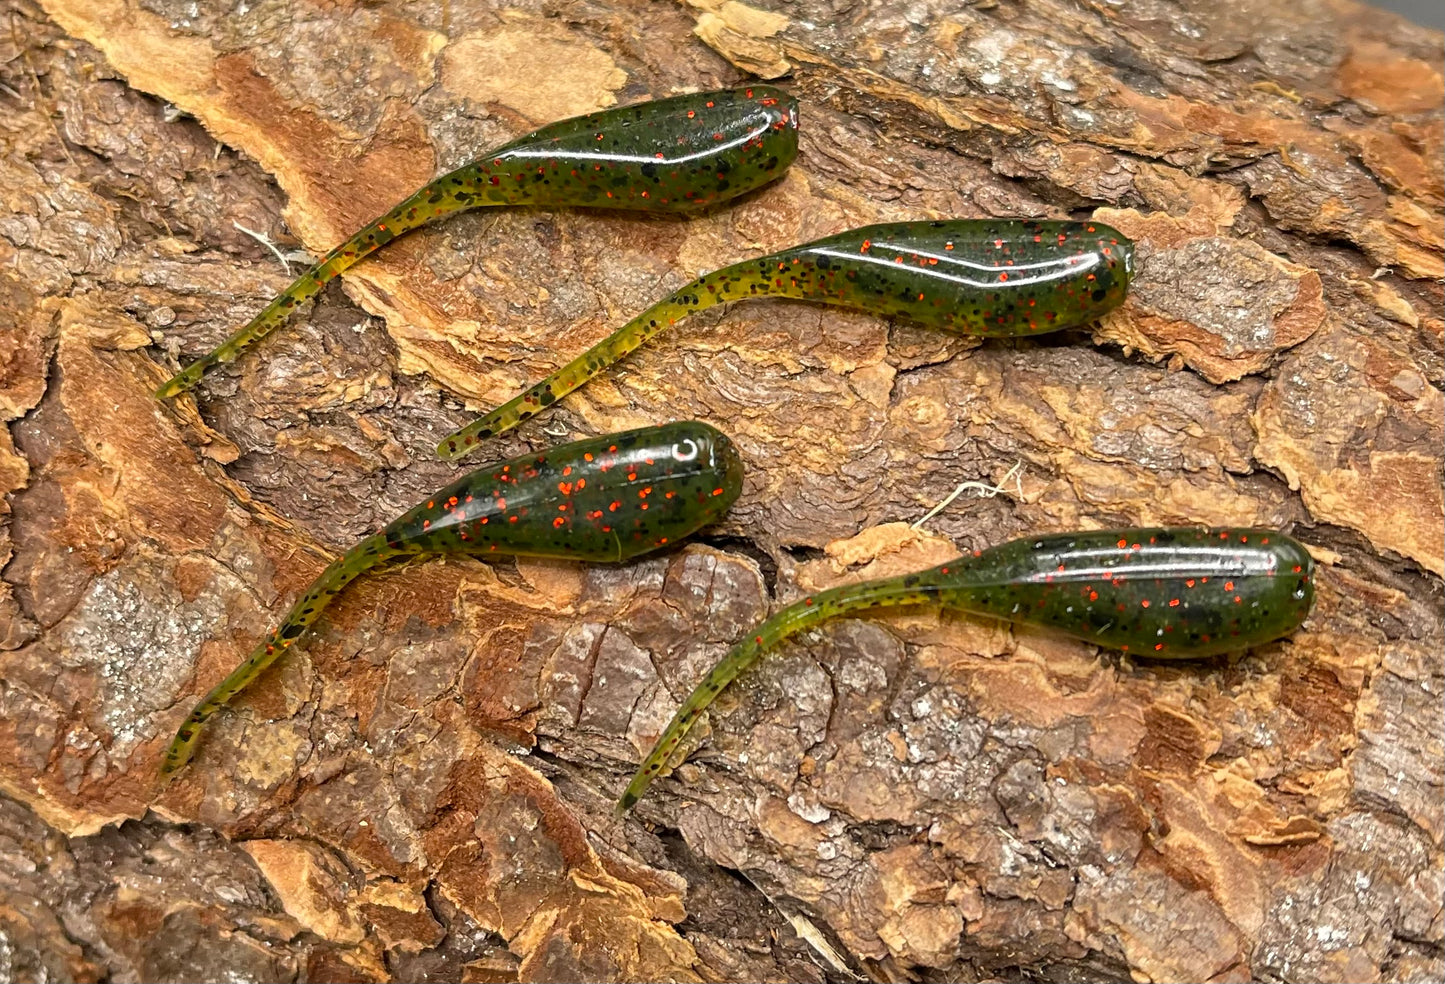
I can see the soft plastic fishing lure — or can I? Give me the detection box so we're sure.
[439,219,1134,458]
[161,421,745,778]
[618,526,1313,811]
[155,86,799,398]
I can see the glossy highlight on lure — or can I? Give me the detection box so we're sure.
[617,526,1313,812]
[160,422,744,779]
[154,86,799,398]
[439,218,1134,459]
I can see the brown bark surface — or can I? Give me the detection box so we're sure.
[2,0,1442,980]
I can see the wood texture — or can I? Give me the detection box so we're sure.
[1,0,1441,981]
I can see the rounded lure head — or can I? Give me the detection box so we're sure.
[391,420,745,564]
[493,85,799,214]
[1087,222,1134,320]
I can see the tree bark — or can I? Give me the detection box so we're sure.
[1,0,1441,981]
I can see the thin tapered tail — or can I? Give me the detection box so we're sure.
[156,166,488,399]
[158,535,395,779]
[437,266,747,459]
[616,574,946,813]
[159,633,284,780]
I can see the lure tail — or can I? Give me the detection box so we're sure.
[155,164,494,399]
[437,261,767,458]
[159,532,403,778]
[617,572,949,813]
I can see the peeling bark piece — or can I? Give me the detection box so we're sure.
[1074,862,1249,982]
[242,839,368,945]
[439,24,626,122]
[356,879,445,954]
[0,428,37,650]
[869,843,966,968]
[1094,207,1324,383]
[690,1,793,79]
[1254,326,1445,575]
[0,788,404,982]
[428,748,702,982]
[1337,39,1444,116]
[0,272,58,421]
[54,308,232,556]
[1327,120,1445,208]
[1239,155,1444,281]
[1351,641,1444,845]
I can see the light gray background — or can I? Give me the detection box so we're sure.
[1374,0,1445,29]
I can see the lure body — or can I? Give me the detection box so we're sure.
[155,86,799,398]
[161,421,744,777]
[618,527,1313,811]
[439,219,1134,457]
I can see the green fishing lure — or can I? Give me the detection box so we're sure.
[155,86,799,398]
[439,219,1134,459]
[161,421,744,778]
[618,526,1314,812]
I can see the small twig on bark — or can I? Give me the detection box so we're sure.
[911,460,1024,530]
